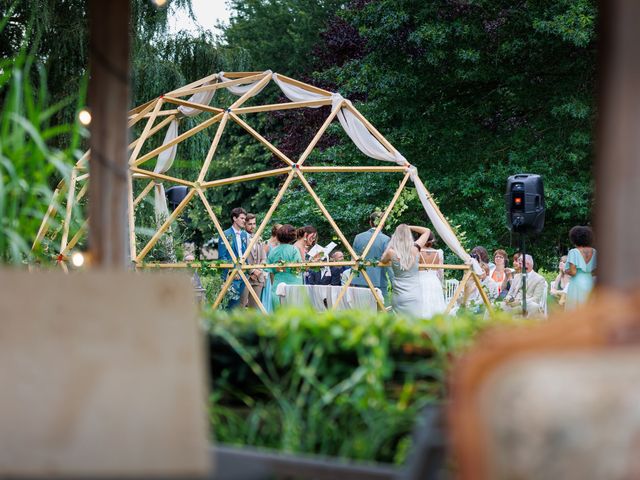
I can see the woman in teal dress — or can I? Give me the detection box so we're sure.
[565,226,597,310]
[266,224,303,310]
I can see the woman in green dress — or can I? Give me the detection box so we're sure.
[266,224,303,310]
[564,226,597,310]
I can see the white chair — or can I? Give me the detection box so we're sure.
[444,278,459,305]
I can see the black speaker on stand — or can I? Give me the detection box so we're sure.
[505,174,545,316]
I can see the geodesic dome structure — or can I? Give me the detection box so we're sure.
[33,70,489,313]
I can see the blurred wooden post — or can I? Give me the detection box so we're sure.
[88,0,130,268]
[595,0,640,287]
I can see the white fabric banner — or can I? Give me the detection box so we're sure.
[154,183,169,220]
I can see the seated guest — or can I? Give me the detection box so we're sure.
[266,224,303,310]
[503,254,546,316]
[489,249,512,299]
[307,250,347,286]
[471,246,493,269]
[550,255,570,306]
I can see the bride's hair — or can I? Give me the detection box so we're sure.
[389,224,416,271]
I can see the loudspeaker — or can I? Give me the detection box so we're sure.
[165,185,189,211]
[505,174,545,234]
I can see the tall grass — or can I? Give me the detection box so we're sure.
[0,39,84,264]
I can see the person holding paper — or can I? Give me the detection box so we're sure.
[307,250,346,286]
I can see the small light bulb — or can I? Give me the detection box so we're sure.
[78,109,92,126]
[151,0,167,7]
[71,251,85,268]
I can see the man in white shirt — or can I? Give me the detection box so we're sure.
[218,207,248,309]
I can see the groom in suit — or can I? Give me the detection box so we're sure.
[352,212,393,302]
[218,207,248,309]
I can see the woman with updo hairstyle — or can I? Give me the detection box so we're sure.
[265,224,303,310]
[263,223,283,256]
[294,225,317,260]
[564,225,597,309]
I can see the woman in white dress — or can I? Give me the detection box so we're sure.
[417,232,446,318]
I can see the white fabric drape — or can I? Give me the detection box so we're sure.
[218,70,272,97]
[153,81,217,217]
[279,285,380,311]
[272,73,330,106]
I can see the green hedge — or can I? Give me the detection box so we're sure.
[204,306,516,464]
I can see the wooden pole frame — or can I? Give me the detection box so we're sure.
[34,70,490,314]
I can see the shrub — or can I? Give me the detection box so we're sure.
[203,305,515,464]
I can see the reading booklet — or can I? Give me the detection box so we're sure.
[308,241,337,260]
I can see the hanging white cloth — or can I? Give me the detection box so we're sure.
[272,73,330,105]
[218,70,272,97]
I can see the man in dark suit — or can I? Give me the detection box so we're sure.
[351,212,393,301]
[306,251,347,286]
[217,207,248,309]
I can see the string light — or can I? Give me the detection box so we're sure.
[71,251,85,268]
[151,0,167,7]
[78,109,92,126]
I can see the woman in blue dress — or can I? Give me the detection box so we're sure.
[564,226,597,310]
[266,224,303,310]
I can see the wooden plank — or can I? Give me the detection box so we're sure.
[361,172,411,260]
[165,71,221,96]
[212,270,239,310]
[295,169,357,259]
[240,171,295,263]
[168,73,265,97]
[132,112,224,167]
[197,112,229,183]
[229,72,272,110]
[128,115,176,151]
[471,271,494,315]
[297,102,343,165]
[130,167,195,188]
[32,180,67,250]
[60,169,78,252]
[128,98,164,165]
[230,113,294,166]
[60,220,88,256]
[128,109,179,120]
[445,270,471,314]
[237,269,268,314]
[133,180,155,207]
[233,98,332,114]
[127,99,159,127]
[300,166,407,173]
[163,96,224,115]
[201,167,290,189]
[135,188,196,262]
[274,73,334,96]
[128,98,155,116]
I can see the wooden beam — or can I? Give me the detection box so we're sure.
[133,180,155,207]
[294,169,357,259]
[300,166,407,173]
[360,171,411,260]
[240,171,295,263]
[60,169,78,252]
[88,0,130,268]
[196,189,238,263]
[131,112,224,167]
[273,74,334,97]
[165,72,221,96]
[237,269,267,314]
[471,271,494,315]
[32,181,67,250]
[361,270,386,310]
[135,188,196,262]
[128,109,179,120]
[229,72,272,110]
[168,73,266,97]
[162,96,224,115]
[130,167,195,188]
[197,112,229,183]
[444,270,472,314]
[127,99,159,127]
[128,98,163,164]
[201,167,290,189]
[61,220,88,256]
[233,99,332,114]
[128,115,176,151]
[297,102,343,165]
[230,113,294,167]
[212,270,239,310]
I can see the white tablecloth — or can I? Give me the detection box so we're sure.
[277,284,383,311]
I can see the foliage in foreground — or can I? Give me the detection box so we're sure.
[204,305,517,464]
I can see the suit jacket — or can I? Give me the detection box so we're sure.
[506,270,546,307]
[307,266,347,286]
[218,226,248,279]
[351,228,392,292]
[246,234,266,286]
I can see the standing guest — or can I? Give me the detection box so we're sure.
[565,226,597,309]
[266,224,303,310]
[352,212,393,301]
[294,225,317,261]
[217,207,248,309]
[380,224,432,316]
[550,255,570,306]
[503,254,547,316]
[240,213,266,309]
[417,231,446,318]
[489,249,511,298]
[264,223,282,256]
